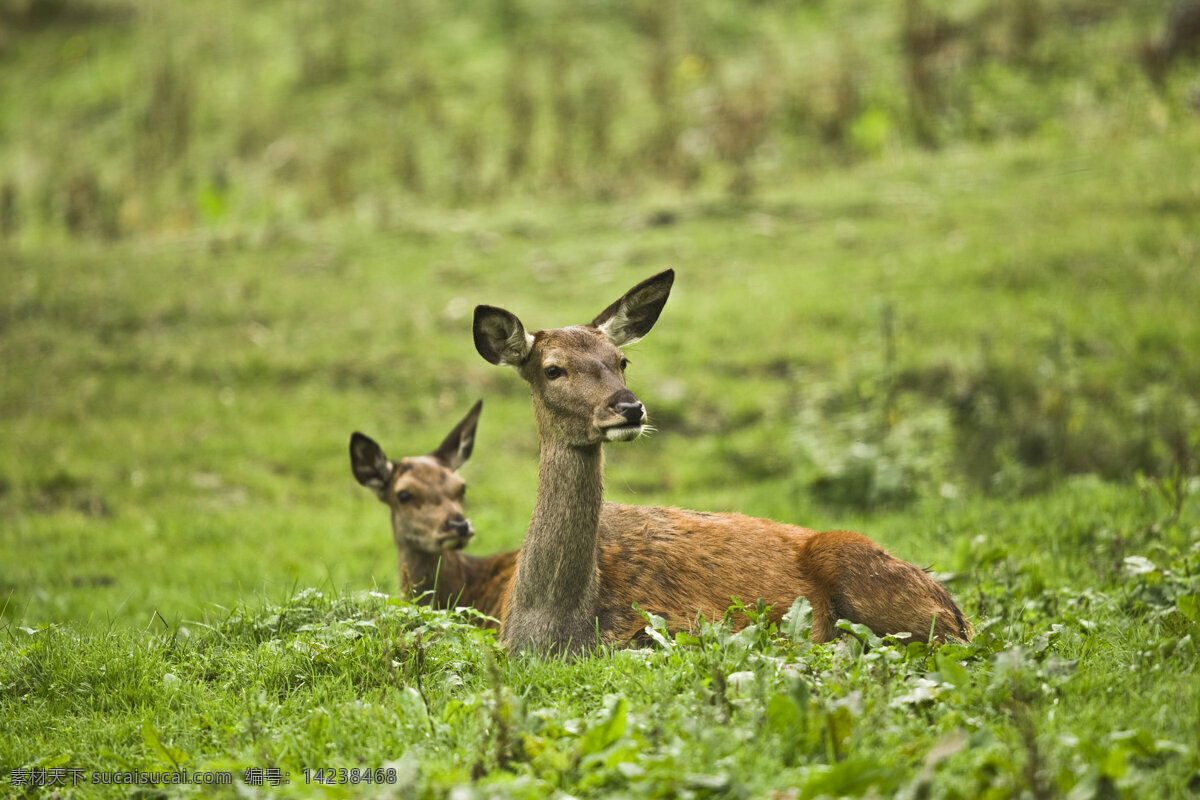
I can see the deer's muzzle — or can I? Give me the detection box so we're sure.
[438,516,475,549]
[598,389,647,441]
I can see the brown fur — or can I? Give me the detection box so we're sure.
[411,545,517,627]
[591,504,969,646]
[476,271,972,655]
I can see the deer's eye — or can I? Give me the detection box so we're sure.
[619,358,629,371]
[396,489,413,504]
[544,365,565,380]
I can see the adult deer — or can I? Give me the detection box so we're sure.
[474,270,972,655]
[349,400,516,627]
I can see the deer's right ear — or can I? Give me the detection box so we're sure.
[350,432,393,496]
[473,305,534,366]
[591,269,674,347]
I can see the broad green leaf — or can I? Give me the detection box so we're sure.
[578,697,628,757]
[782,596,812,643]
[934,651,970,688]
[1177,595,1200,623]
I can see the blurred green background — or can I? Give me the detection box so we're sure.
[2,0,1199,235]
[1,0,1198,627]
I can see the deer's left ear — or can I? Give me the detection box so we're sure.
[430,399,482,472]
[350,432,393,498]
[591,269,674,347]
[474,305,535,366]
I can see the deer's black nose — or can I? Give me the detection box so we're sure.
[445,516,472,535]
[614,400,644,426]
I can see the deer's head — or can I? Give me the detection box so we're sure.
[473,270,674,448]
[350,400,482,554]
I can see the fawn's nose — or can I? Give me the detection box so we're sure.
[614,400,645,426]
[444,516,472,535]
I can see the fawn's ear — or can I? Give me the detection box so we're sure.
[430,399,482,471]
[473,305,535,366]
[591,269,674,347]
[350,432,393,497]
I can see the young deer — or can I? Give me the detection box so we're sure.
[474,270,972,655]
[349,400,517,628]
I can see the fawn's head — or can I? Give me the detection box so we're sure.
[473,270,674,448]
[349,400,482,554]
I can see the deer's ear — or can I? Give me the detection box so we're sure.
[473,305,534,366]
[350,432,393,497]
[591,269,674,347]
[431,399,482,471]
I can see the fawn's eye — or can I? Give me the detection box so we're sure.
[396,489,413,504]
[619,358,629,371]
[544,365,565,380]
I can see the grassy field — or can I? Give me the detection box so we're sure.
[3,1,1200,798]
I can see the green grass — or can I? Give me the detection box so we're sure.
[4,133,1199,796]
[3,0,1200,797]
[3,557,1198,798]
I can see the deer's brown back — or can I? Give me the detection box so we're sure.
[594,503,971,645]
[594,503,821,643]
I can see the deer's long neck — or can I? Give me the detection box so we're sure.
[504,439,604,654]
